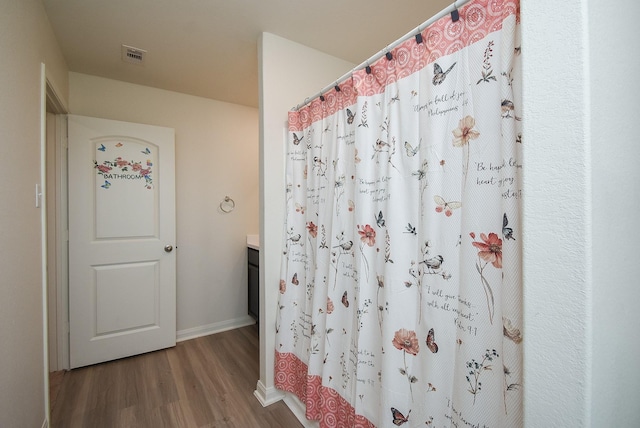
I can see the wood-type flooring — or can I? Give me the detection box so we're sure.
[50,325,303,427]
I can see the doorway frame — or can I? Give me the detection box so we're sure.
[44,69,70,372]
[41,63,69,426]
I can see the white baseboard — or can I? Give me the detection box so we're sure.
[253,379,284,407]
[253,381,318,428]
[176,315,256,342]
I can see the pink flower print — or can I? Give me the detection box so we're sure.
[307,222,318,238]
[471,231,502,324]
[358,224,376,247]
[96,164,111,173]
[453,115,480,190]
[452,116,480,147]
[116,157,129,168]
[279,279,286,294]
[393,328,420,398]
[139,168,151,177]
[392,328,420,356]
[131,163,142,172]
[472,232,503,268]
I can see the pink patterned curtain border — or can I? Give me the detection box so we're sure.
[354,0,519,95]
[275,351,376,428]
[289,0,519,132]
[289,78,357,132]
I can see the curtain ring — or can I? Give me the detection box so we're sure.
[220,196,235,213]
[451,1,460,22]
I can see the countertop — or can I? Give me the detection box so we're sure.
[247,234,259,250]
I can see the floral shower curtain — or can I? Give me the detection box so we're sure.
[275,0,522,426]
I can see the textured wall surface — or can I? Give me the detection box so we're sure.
[590,0,640,426]
[521,1,592,425]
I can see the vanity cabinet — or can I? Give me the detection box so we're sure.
[248,248,259,321]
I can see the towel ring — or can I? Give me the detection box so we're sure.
[220,196,235,213]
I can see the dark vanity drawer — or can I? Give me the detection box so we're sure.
[248,248,259,321]
[248,247,259,266]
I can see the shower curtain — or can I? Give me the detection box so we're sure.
[275,0,522,426]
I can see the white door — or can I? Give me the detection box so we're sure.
[68,115,176,368]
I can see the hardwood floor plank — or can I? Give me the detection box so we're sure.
[167,342,222,426]
[49,370,65,412]
[117,405,138,427]
[50,364,93,424]
[51,325,303,427]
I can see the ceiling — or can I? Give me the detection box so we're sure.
[42,0,452,108]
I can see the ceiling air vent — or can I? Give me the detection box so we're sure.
[121,45,147,65]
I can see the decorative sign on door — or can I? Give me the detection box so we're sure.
[92,138,158,239]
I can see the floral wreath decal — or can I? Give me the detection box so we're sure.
[94,144,153,189]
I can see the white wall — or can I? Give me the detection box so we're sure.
[521,1,592,425]
[590,0,640,426]
[523,1,639,425]
[69,73,259,336]
[0,0,68,426]
[257,32,355,403]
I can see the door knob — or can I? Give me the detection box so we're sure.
[164,245,173,253]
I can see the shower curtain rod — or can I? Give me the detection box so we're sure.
[294,0,472,111]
